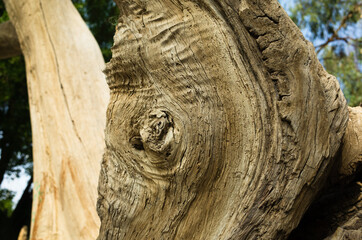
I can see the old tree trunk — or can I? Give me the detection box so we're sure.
[97,0,361,239]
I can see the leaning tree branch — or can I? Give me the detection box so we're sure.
[0,21,22,59]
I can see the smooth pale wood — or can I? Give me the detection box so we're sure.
[17,226,28,240]
[97,0,349,239]
[0,21,21,59]
[3,0,109,239]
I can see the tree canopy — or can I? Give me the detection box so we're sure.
[72,0,118,61]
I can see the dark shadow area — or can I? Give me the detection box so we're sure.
[0,177,32,240]
[289,173,362,240]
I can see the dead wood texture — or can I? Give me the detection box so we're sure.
[3,0,109,239]
[0,21,21,59]
[97,0,349,239]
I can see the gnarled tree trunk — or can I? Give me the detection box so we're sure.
[97,0,356,239]
[3,0,109,239]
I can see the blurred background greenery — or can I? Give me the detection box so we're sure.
[0,0,360,238]
[288,0,361,106]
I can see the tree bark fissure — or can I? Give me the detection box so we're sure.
[38,0,88,157]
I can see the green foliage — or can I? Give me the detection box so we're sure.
[72,0,119,62]
[323,47,362,106]
[0,1,8,22]
[0,55,32,177]
[0,1,32,232]
[0,1,32,176]
[290,0,361,41]
[289,0,362,106]
[0,189,14,217]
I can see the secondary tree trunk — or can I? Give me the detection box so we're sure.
[97,0,351,239]
[3,0,109,239]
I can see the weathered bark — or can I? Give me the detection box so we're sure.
[97,0,349,239]
[0,21,21,59]
[3,0,109,239]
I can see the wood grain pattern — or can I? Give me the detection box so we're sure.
[97,0,349,239]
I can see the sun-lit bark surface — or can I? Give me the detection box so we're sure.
[3,0,109,239]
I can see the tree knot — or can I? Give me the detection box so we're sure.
[140,109,174,153]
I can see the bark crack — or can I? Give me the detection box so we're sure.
[38,0,89,159]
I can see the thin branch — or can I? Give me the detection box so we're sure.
[316,4,361,53]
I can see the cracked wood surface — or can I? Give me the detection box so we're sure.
[3,0,109,239]
[97,0,349,239]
